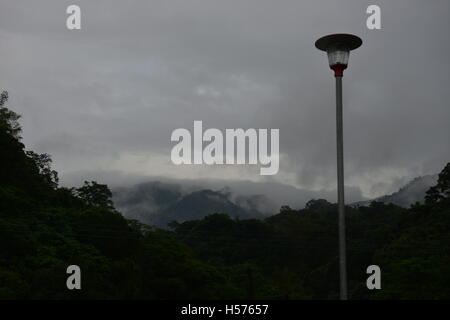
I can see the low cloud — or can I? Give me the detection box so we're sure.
[1,0,449,200]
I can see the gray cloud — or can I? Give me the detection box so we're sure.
[1,0,449,203]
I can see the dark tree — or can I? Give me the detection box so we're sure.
[279,205,294,213]
[75,180,115,210]
[0,91,22,140]
[305,199,332,210]
[425,163,450,204]
[25,151,59,188]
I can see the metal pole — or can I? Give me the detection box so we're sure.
[335,75,348,300]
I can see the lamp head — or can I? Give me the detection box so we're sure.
[315,34,362,76]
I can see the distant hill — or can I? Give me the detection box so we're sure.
[352,174,438,208]
[160,189,265,225]
[113,182,266,227]
[3,90,450,299]
[112,181,182,224]
[115,174,440,226]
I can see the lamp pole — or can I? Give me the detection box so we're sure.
[335,71,347,300]
[315,33,362,300]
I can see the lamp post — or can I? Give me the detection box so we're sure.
[315,34,362,300]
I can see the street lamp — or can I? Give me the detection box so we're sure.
[315,34,362,300]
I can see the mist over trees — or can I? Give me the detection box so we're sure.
[1,91,449,299]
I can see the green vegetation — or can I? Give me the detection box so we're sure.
[1,91,449,299]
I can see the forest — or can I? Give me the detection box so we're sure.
[1,90,449,299]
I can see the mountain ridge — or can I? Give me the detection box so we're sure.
[113,173,439,228]
[113,182,267,227]
[352,174,438,208]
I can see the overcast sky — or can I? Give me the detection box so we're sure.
[1,0,449,201]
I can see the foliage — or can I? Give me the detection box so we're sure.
[425,163,450,204]
[25,151,59,188]
[74,181,114,210]
[0,91,21,139]
[1,92,449,299]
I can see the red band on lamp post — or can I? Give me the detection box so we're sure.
[331,63,347,77]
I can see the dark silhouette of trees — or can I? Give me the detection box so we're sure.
[425,162,450,204]
[25,151,59,188]
[75,181,114,210]
[1,91,449,299]
[0,91,22,139]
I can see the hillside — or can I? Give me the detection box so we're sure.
[113,182,266,228]
[115,174,439,228]
[1,91,450,299]
[353,174,438,208]
[0,91,242,299]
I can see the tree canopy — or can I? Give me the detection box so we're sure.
[1,91,449,299]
